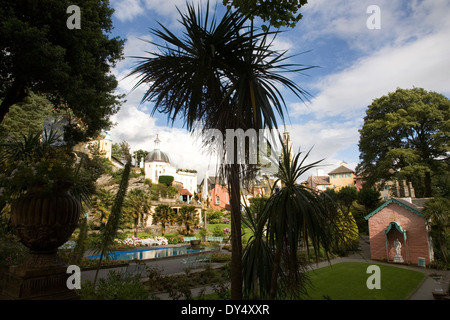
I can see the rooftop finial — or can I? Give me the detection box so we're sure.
[154,134,161,149]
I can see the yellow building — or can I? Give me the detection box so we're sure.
[328,161,356,191]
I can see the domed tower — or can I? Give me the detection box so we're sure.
[145,134,170,164]
[144,134,175,184]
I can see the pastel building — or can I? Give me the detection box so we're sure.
[365,198,434,266]
[328,161,356,190]
[144,135,197,195]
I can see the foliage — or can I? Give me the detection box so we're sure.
[88,188,115,229]
[0,0,125,142]
[357,186,382,212]
[92,158,131,284]
[150,183,177,200]
[133,149,148,167]
[0,93,55,141]
[79,270,148,300]
[123,188,151,237]
[423,197,450,266]
[332,210,359,254]
[243,144,339,300]
[71,215,88,265]
[0,131,97,207]
[335,186,358,213]
[223,0,308,31]
[158,175,174,187]
[129,1,311,300]
[153,204,176,236]
[247,196,269,217]
[177,205,199,235]
[0,239,27,267]
[206,208,225,224]
[111,142,131,160]
[357,87,450,197]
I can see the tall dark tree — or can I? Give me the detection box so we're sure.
[93,158,131,285]
[357,87,450,197]
[129,2,311,299]
[0,0,124,142]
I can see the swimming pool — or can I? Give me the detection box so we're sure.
[86,246,218,261]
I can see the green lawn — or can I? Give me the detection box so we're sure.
[304,262,426,300]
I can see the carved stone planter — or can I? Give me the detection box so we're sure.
[0,186,81,299]
[11,186,81,264]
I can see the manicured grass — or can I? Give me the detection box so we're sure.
[206,223,253,243]
[304,262,426,300]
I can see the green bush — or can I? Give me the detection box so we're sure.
[78,270,148,300]
[0,239,28,267]
[158,175,174,187]
[207,209,224,224]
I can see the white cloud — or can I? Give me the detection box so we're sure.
[291,26,450,120]
[111,0,145,22]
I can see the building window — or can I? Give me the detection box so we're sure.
[215,196,220,205]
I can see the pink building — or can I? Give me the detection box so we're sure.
[210,183,230,211]
[365,198,434,266]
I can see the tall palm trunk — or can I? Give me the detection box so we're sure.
[269,244,282,299]
[229,162,242,300]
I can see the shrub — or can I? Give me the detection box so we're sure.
[158,175,174,187]
[78,270,148,300]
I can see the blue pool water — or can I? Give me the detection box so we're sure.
[86,246,218,261]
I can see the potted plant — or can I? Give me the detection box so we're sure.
[0,131,90,269]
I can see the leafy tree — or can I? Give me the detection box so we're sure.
[223,0,308,31]
[177,205,199,236]
[333,209,359,254]
[124,188,151,237]
[423,197,450,266]
[357,186,382,213]
[357,88,450,197]
[111,141,131,160]
[129,2,310,299]
[247,196,269,217]
[0,0,124,142]
[0,93,54,141]
[336,186,358,214]
[133,149,148,167]
[153,204,175,236]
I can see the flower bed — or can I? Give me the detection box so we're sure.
[114,236,169,249]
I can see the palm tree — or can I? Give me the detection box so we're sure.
[129,2,311,299]
[89,188,115,228]
[153,204,175,236]
[243,142,340,299]
[177,205,199,235]
[124,188,152,237]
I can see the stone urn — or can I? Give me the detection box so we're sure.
[10,184,81,269]
[190,239,201,249]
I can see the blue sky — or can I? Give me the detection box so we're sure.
[106,0,450,180]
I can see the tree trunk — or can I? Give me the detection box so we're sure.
[424,171,432,197]
[134,217,139,237]
[269,245,282,300]
[229,162,242,300]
